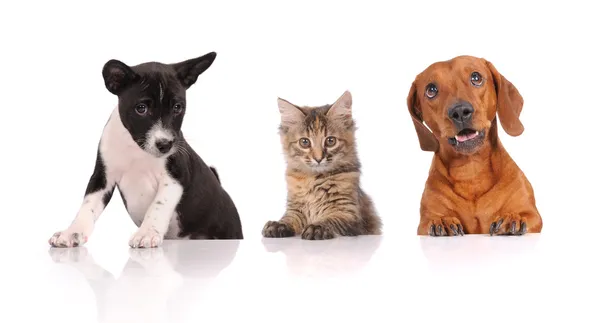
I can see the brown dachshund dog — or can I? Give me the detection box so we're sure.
[407,55,543,236]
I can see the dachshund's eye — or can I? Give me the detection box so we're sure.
[425,83,438,99]
[471,72,483,87]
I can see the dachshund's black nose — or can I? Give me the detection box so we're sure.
[448,102,474,127]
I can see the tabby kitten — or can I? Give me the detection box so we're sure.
[262,91,382,240]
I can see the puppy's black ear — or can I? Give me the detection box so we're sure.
[102,60,137,95]
[172,52,217,89]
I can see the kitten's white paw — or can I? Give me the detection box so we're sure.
[49,227,90,248]
[129,228,163,248]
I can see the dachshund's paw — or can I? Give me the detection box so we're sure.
[490,214,527,236]
[262,221,295,238]
[301,224,334,240]
[426,217,465,237]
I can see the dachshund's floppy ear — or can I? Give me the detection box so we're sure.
[407,81,439,152]
[485,60,525,136]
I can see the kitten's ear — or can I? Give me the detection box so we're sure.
[327,90,353,126]
[172,51,217,89]
[102,59,138,95]
[278,97,305,129]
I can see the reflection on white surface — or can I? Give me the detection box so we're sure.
[415,234,600,322]
[419,233,542,272]
[261,235,382,278]
[42,234,600,323]
[417,234,545,304]
[48,241,239,323]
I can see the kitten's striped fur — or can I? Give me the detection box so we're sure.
[262,91,382,240]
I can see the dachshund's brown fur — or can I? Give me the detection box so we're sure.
[407,55,543,236]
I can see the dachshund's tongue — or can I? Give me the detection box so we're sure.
[456,131,478,143]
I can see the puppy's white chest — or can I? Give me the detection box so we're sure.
[118,169,163,226]
[100,108,181,236]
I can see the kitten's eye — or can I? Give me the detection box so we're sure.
[135,103,148,115]
[325,136,337,147]
[471,72,483,87]
[299,138,311,148]
[173,103,184,115]
[425,83,438,99]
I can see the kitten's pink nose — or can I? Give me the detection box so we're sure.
[314,157,323,164]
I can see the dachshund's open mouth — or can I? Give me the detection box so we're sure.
[453,129,480,143]
[448,128,485,152]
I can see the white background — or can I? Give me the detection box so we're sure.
[1,0,599,322]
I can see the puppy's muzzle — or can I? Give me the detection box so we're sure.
[155,139,174,154]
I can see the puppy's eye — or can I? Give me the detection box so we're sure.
[135,103,148,115]
[325,136,337,147]
[173,103,184,115]
[425,83,438,99]
[471,72,483,87]
[299,138,311,148]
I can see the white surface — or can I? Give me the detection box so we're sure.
[1,0,599,322]
[17,235,600,322]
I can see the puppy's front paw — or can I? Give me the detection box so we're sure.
[49,228,89,248]
[490,214,527,236]
[262,221,295,238]
[301,224,334,240]
[129,228,163,248]
[425,217,465,237]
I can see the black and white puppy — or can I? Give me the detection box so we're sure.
[49,52,244,248]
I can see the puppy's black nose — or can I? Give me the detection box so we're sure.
[155,139,173,154]
[448,102,474,126]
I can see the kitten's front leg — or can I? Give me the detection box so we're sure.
[302,206,363,240]
[49,151,115,248]
[262,208,306,238]
[129,175,183,248]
